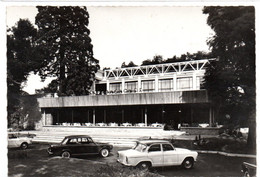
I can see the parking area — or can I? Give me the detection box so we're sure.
[8,143,256,177]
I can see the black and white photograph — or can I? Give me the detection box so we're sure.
[3,3,257,177]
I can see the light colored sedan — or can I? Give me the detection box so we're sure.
[8,133,33,149]
[117,140,198,170]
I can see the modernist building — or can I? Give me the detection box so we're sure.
[37,59,215,129]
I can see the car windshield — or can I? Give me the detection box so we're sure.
[60,137,69,145]
[133,143,147,152]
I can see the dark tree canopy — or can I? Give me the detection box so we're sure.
[203,6,255,150]
[7,19,39,128]
[35,6,99,96]
[121,61,137,68]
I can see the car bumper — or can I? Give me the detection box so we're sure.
[117,159,134,167]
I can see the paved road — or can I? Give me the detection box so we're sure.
[78,146,256,177]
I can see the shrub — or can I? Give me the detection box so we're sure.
[93,164,160,177]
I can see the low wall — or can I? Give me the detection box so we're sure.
[180,127,222,135]
[41,125,165,137]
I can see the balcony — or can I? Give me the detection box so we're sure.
[37,90,209,108]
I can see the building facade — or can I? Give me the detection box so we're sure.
[37,59,215,129]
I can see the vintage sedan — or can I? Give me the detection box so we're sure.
[241,162,256,177]
[117,140,198,169]
[8,133,33,149]
[47,135,113,158]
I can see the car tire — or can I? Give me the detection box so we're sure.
[100,148,109,157]
[20,142,28,150]
[61,151,71,158]
[138,162,151,170]
[244,171,250,177]
[182,158,194,169]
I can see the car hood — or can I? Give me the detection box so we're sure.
[118,149,144,157]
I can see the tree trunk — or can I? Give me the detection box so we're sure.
[247,116,256,153]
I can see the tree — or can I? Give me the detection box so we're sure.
[203,7,255,151]
[35,6,99,96]
[121,61,137,68]
[7,19,39,128]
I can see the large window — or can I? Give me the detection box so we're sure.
[110,83,122,91]
[142,80,155,92]
[177,77,193,90]
[125,81,138,91]
[159,79,173,91]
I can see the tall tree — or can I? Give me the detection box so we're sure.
[203,7,255,151]
[35,6,99,96]
[7,19,38,128]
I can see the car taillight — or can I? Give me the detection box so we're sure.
[126,157,128,164]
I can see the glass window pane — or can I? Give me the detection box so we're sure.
[142,80,155,92]
[177,77,192,90]
[125,81,137,91]
[148,144,161,152]
[159,79,173,91]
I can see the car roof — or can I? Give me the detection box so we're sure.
[65,135,91,138]
[137,140,171,145]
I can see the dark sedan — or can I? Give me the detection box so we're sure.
[47,135,113,158]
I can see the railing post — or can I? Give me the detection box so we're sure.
[145,107,147,126]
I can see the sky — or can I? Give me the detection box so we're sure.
[6,6,214,94]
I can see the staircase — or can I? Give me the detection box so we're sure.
[30,127,185,147]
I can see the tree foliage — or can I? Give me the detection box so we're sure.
[7,19,39,128]
[35,6,99,96]
[203,7,255,150]
[121,61,137,68]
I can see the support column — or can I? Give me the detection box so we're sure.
[106,80,110,92]
[93,109,96,125]
[138,77,141,93]
[71,110,74,124]
[122,109,124,123]
[144,107,147,126]
[104,110,106,123]
[43,109,46,126]
[190,107,194,124]
[57,110,59,124]
[209,105,213,127]
[155,75,159,92]
[173,73,177,91]
[122,78,125,93]
[193,72,197,90]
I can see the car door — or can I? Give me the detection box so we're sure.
[66,138,82,154]
[147,144,163,167]
[80,137,97,154]
[8,134,17,148]
[162,143,178,166]
[8,134,20,148]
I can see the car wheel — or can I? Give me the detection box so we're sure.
[20,142,28,150]
[182,158,194,169]
[244,171,250,177]
[61,151,71,158]
[138,162,151,170]
[100,148,109,157]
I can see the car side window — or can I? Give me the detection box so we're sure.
[67,138,77,144]
[82,138,89,144]
[8,134,17,139]
[148,144,161,152]
[162,144,174,151]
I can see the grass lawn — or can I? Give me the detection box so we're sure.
[8,144,159,177]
